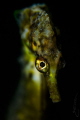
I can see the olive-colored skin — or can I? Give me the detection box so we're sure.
[7,4,64,120]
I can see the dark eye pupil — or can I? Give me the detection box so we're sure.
[40,62,45,67]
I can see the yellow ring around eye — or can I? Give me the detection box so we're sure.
[35,57,49,73]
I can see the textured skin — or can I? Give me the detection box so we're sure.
[7,4,64,120]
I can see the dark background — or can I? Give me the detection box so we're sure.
[1,0,80,120]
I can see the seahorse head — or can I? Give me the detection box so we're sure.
[14,4,65,102]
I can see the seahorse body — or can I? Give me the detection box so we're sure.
[7,4,64,120]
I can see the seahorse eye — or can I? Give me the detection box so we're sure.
[40,62,45,67]
[35,57,49,73]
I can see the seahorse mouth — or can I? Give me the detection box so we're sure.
[44,68,61,102]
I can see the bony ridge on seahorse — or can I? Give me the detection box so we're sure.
[14,3,65,103]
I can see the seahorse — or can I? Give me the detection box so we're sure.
[7,4,65,120]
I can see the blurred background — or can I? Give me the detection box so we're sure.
[1,0,80,120]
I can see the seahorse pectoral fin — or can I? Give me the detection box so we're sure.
[14,8,30,27]
[14,10,22,25]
